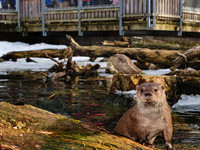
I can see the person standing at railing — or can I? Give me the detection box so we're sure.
[46,0,57,8]
[82,0,90,6]
[110,0,118,5]
[2,0,15,9]
[0,0,4,9]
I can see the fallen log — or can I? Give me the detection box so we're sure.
[1,35,199,70]
[66,35,181,68]
[103,36,193,50]
[167,69,200,77]
[170,46,200,71]
[110,74,200,105]
[1,48,67,61]
[0,102,154,150]
[106,54,144,74]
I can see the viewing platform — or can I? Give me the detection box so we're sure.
[0,0,200,36]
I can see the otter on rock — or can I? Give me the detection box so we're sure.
[114,82,175,150]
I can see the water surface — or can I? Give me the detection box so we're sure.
[0,71,199,149]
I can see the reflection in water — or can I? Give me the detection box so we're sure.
[0,72,199,149]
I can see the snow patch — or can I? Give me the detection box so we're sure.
[115,90,137,98]
[143,69,171,75]
[0,41,67,57]
[172,94,200,113]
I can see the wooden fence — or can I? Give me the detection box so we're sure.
[0,11,18,23]
[183,7,200,22]
[122,0,147,17]
[1,0,200,33]
[16,0,200,23]
[20,0,42,21]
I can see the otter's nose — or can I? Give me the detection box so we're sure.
[144,93,152,98]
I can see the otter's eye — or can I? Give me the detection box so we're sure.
[141,89,144,93]
[154,89,158,92]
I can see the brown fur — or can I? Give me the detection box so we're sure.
[114,82,174,150]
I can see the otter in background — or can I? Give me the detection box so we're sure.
[114,82,175,150]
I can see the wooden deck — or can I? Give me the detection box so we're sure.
[0,0,200,35]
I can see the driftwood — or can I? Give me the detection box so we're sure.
[110,74,200,105]
[66,35,181,68]
[170,46,200,71]
[103,37,192,50]
[106,54,143,74]
[0,102,153,150]
[167,69,200,77]
[43,47,100,80]
[1,35,200,70]
[1,48,68,61]
[1,35,179,68]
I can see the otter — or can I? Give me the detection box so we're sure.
[114,82,174,150]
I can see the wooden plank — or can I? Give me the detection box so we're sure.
[143,0,146,14]
[134,0,138,14]
[123,0,126,15]
[130,0,134,15]
[138,0,142,14]
[126,0,130,15]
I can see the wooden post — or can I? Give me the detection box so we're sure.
[119,0,124,36]
[16,0,21,32]
[178,0,183,36]
[147,0,151,30]
[152,0,156,29]
[78,0,83,36]
[42,0,47,36]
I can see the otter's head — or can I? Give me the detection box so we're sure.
[136,82,165,107]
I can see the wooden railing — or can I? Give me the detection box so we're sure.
[0,11,18,23]
[20,0,42,21]
[156,0,180,18]
[122,0,147,17]
[183,7,200,23]
[1,0,200,34]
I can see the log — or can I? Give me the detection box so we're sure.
[103,37,192,50]
[66,35,181,68]
[170,46,200,71]
[106,54,144,74]
[1,48,68,61]
[167,70,200,77]
[1,35,199,70]
[110,74,200,105]
[0,102,154,150]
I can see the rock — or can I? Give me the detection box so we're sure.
[106,54,144,74]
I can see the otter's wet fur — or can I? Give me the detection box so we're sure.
[114,82,174,150]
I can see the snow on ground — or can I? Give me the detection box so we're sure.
[115,90,137,98]
[0,41,171,76]
[172,94,200,113]
[143,69,171,75]
[0,41,67,57]
[0,41,109,75]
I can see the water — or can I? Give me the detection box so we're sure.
[0,39,199,149]
[0,71,199,149]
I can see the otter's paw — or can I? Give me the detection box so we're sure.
[141,141,154,148]
[164,146,175,150]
